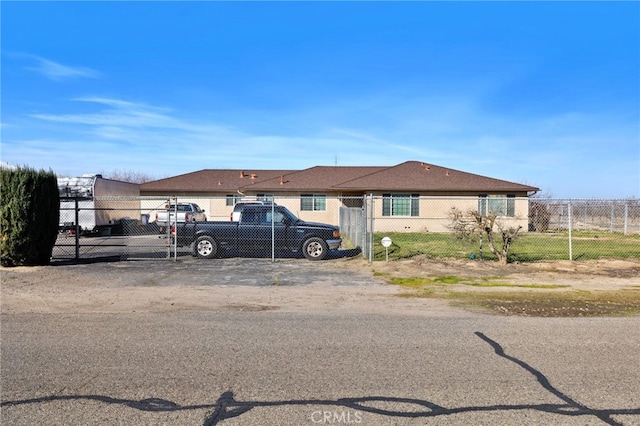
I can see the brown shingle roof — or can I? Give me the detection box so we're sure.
[333,161,538,192]
[140,169,294,193]
[242,166,387,191]
[140,161,539,194]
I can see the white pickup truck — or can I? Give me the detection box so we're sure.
[155,202,207,232]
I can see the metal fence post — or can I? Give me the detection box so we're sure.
[74,198,80,262]
[362,196,367,260]
[173,197,178,261]
[271,201,275,263]
[568,201,573,261]
[368,193,374,263]
[624,203,629,235]
[166,198,171,259]
[359,195,369,259]
[610,202,614,233]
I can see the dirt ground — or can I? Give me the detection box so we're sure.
[1,257,639,317]
[350,256,640,290]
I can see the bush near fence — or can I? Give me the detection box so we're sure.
[2,167,59,266]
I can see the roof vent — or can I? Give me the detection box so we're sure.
[250,173,257,180]
[239,171,246,178]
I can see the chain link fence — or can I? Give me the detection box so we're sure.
[361,196,640,262]
[53,195,640,263]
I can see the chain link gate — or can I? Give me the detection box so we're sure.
[53,196,181,262]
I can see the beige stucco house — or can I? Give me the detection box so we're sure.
[140,161,538,232]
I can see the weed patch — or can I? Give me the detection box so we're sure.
[386,275,567,289]
[446,290,640,317]
[385,273,640,317]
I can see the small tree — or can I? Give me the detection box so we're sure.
[449,207,522,265]
[1,167,60,266]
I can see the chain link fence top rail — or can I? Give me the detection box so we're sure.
[53,195,640,263]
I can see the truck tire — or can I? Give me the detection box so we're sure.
[194,235,218,259]
[302,237,328,261]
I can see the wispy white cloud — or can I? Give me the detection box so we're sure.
[11,97,399,172]
[4,94,638,197]
[32,97,234,135]
[23,54,100,81]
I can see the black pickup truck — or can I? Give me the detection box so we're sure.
[173,204,342,260]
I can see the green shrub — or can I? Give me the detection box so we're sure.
[1,167,60,266]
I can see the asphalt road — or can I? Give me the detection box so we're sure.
[2,310,639,425]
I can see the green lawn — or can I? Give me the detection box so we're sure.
[372,231,640,262]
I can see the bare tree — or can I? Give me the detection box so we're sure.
[102,169,157,184]
[528,202,551,232]
[448,207,485,258]
[528,189,552,232]
[449,208,522,265]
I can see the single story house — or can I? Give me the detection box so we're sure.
[140,161,538,232]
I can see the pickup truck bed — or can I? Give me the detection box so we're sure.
[174,205,341,260]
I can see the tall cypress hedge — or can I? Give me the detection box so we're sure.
[0,167,60,266]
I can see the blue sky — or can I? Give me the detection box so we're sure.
[1,1,638,198]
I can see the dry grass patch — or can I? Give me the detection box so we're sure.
[385,274,568,290]
[379,272,640,317]
[447,289,640,317]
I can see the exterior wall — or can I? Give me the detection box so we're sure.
[234,192,342,225]
[370,193,531,233]
[207,198,234,221]
[139,191,532,233]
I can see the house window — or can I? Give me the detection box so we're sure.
[301,194,326,211]
[382,194,419,216]
[226,195,242,206]
[478,194,516,217]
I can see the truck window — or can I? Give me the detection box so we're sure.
[242,211,259,224]
[265,211,285,223]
